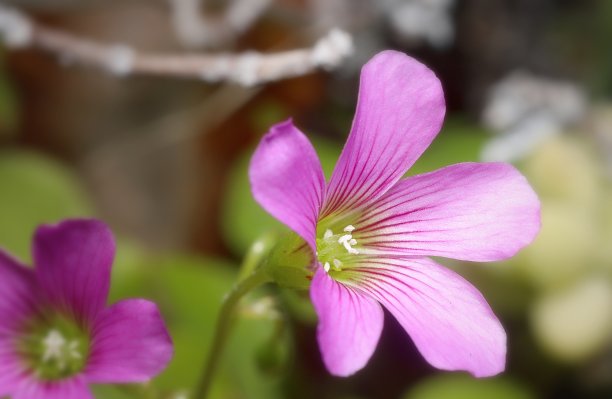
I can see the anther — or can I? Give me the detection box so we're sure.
[338,234,351,244]
[338,233,359,255]
[42,330,66,363]
[344,225,355,232]
[323,229,334,239]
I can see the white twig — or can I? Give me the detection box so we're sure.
[0,4,32,47]
[0,5,353,86]
[169,0,272,48]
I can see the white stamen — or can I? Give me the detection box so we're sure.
[333,259,343,270]
[323,262,331,272]
[324,229,333,239]
[338,234,351,244]
[343,225,355,232]
[344,245,359,255]
[338,233,359,254]
[42,330,66,363]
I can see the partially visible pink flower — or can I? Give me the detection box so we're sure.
[250,51,540,377]
[0,219,173,399]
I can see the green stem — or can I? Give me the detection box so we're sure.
[194,265,271,399]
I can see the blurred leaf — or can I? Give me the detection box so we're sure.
[222,136,341,256]
[452,260,535,317]
[0,151,93,262]
[521,135,603,207]
[408,116,489,176]
[516,201,597,289]
[402,374,535,399]
[91,386,133,399]
[530,276,612,363]
[250,101,289,134]
[108,253,284,399]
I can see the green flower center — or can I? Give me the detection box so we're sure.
[16,313,90,380]
[316,224,361,274]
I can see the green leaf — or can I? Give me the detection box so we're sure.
[408,116,489,176]
[0,151,92,262]
[402,374,535,399]
[108,254,285,399]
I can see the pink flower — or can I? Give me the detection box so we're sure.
[250,51,540,377]
[0,219,173,399]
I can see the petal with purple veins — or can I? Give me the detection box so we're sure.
[12,376,93,399]
[85,299,173,383]
[250,119,326,251]
[351,257,506,377]
[0,250,40,396]
[355,162,541,262]
[0,249,39,332]
[33,220,115,325]
[322,50,446,219]
[310,267,383,376]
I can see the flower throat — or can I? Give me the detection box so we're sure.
[16,313,90,380]
[316,224,360,273]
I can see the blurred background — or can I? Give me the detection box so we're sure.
[1,0,612,398]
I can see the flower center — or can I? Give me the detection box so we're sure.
[16,313,90,380]
[316,224,360,273]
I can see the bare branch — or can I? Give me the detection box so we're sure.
[169,0,272,48]
[0,4,353,86]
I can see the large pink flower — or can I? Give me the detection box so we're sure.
[250,51,540,377]
[0,219,173,399]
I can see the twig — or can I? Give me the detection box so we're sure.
[168,0,272,48]
[0,4,353,86]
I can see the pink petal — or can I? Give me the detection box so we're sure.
[310,267,384,376]
[0,345,26,398]
[249,119,326,251]
[85,299,173,383]
[322,50,445,218]
[353,257,506,377]
[0,251,40,396]
[34,220,115,324]
[12,376,93,399]
[356,162,541,262]
[0,249,39,332]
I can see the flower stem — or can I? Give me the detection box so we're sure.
[194,247,272,399]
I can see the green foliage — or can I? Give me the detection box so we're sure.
[108,253,286,399]
[408,117,489,176]
[0,151,92,262]
[402,374,535,399]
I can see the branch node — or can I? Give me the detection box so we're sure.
[0,5,33,48]
[106,44,135,76]
[311,29,353,70]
